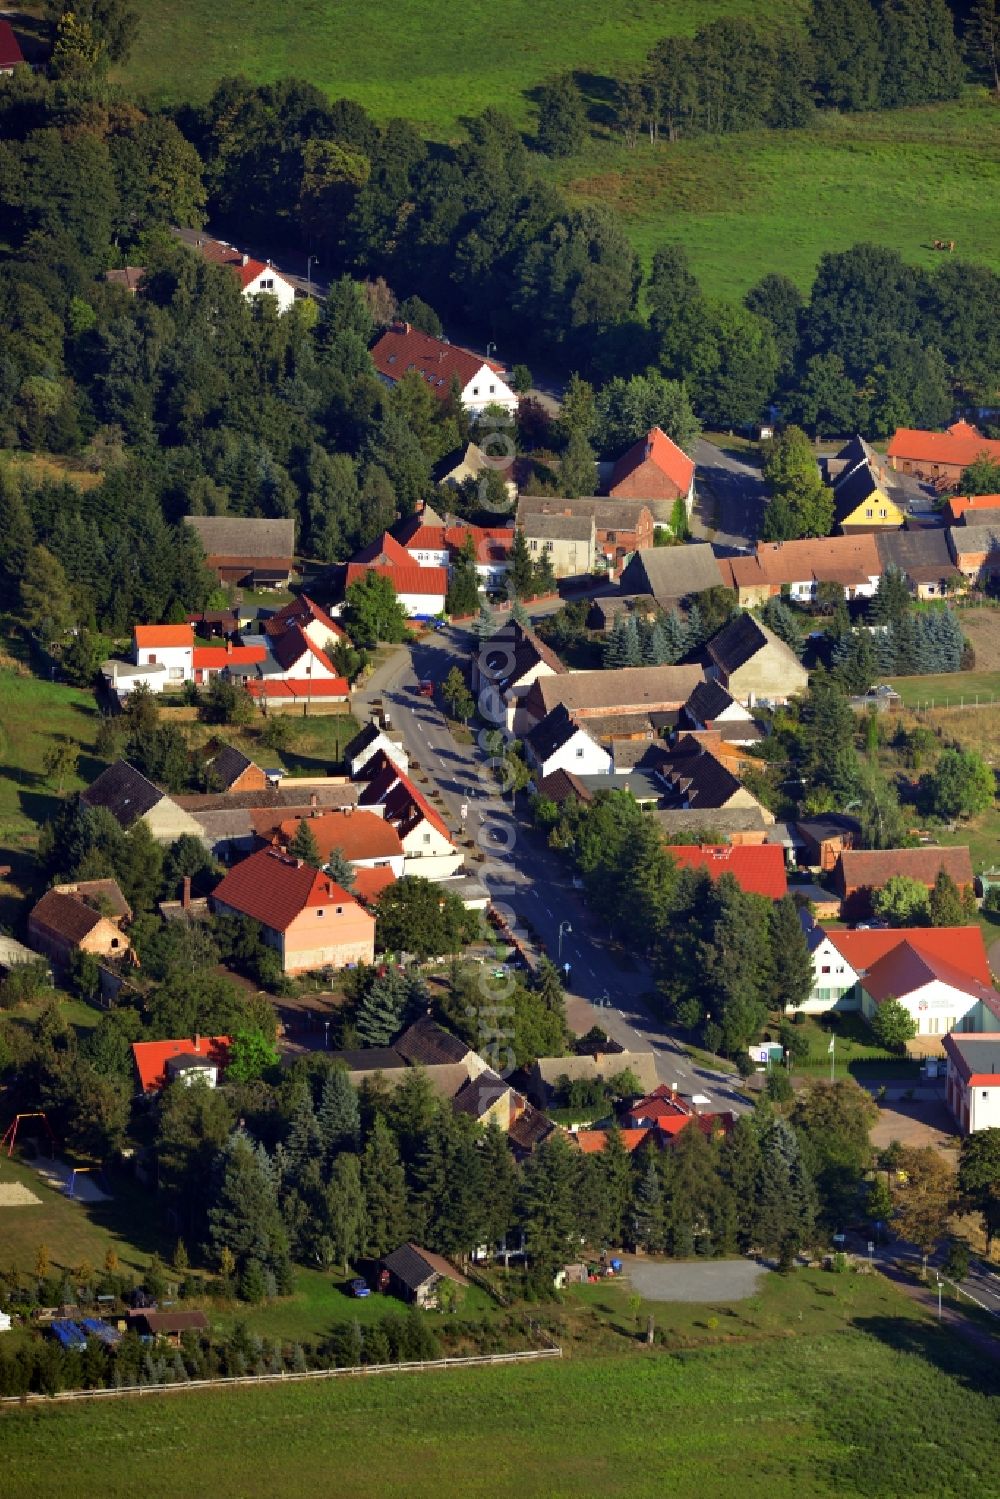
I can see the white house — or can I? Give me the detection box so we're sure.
[797,914,862,1014]
[943,1033,1000,1133]
[344,721,410,780]
[472,620,566,735]
[236,255,297,313]
[681,679,760,744]
[132,624,194,684]
[262,595,347,655]
[344,535,449,619]
[370,324,518,419]
[524,705,612,781]
[359,752,464,881]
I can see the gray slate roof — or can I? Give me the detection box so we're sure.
[185,514,295,559]
[618,544,724,600]
[80,761,163,829]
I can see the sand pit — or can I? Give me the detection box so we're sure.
[0,1181,42,1207]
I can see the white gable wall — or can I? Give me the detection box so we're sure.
[799,937,861,1013]
[244,268,297,314]
[460,364,519,419]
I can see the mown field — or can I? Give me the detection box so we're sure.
[118,0,805,127]
[4,1303,997,1499]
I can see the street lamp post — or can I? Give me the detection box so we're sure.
[306,255,318,295]
[486,341,497,361]
[558,920,572,962]
[935,1274,943,1321]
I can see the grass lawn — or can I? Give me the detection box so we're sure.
[0,1153,172,1279]
[209,1267,498,1344]
[4,1269,996,1498]
[777,1011,921,1081]
[118,0,795,127]
[884,670,1000,710]
[0,450,103,492]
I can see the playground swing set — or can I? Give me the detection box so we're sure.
[1,1111,101,1197]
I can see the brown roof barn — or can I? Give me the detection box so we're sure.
[834,846,974,918]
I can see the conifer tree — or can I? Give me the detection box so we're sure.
[479,1120,517,1249]
[326,846,356,892]
[317,1069,361,1158]
[753,1118,817,1267]
[325,1152,366,1270]
[288,819,323,869]
[768,896,814,1012]
[517,1131,580,1275]
[355,969,410,1047]
[360,1116,409,1257]
[631,1156,666,1252]
[207,1131,291,1285]
[286,1093,323,1181]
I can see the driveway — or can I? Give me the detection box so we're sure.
[869,1085,959,1158]
[622,1256,769,1302]
[692,438,767,549]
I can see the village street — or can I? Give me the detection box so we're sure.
[352,624,748,1116]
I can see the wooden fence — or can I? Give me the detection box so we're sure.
[0,1345,562,1408]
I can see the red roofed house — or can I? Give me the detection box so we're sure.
[359,751,463,879]
[887,421,1000,487]
[574,1128,652,1155]
[664,844,788,901]
[263,595,347,652]
[273,808,406,879]
[608,427,696,522]
[132,1035,230,1094]
[183,233,296,313]
[943,1033,1000,1133]
[212,847,375,973]
[943,494,1000,525]
[370,322,518,418]
[833,846,974,919]
[345,533,448,619]
[132,624,193,684]
[394,512,513,588]
[812,925,1000,1046]
[192,642,268,683]
[0,19,26,72]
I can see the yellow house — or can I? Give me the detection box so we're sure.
[832,460,905,533]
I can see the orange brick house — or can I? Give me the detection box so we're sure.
[608,427,696,520]
[27,883,131,971]
[212,847,375,974]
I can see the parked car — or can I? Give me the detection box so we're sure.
[416,679,434,697]
[349,1278,370,1298]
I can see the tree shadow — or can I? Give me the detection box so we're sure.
[853,1314,1000,1393]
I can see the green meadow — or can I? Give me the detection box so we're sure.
[4,1305,997,1499]
[118,0,806,128]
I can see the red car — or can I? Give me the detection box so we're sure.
[416,679,434,697]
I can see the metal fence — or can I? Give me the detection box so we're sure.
[0,1346,563,1407]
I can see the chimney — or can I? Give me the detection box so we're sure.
[327,880,336,898]
[226,638,233,654]
[310,793,318,809]
[194,1032,201,1053]
[181,875,192,910]
[241,253,249,267]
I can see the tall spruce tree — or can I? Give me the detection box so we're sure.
[207,1131,291,1285]
[355,969,410,1046]
[768,896,814,1012]
[360,1116,409,1257]
[631,1155,667,1252]
[317,1069,361,1159]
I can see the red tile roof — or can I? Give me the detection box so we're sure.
[192,645,267,670]
[945,494,1000,524]
[275,810,403,861]
[610,427,695,497]
[345,561,450,598]
[134,624,193,648]
[395,518,513,567]
[359,751,453,843]
[353,865,398,904]
[212,847,361,931]
[574,1128,652,1154]
[187,234,293,294]
[132,1035,230,1093]
[827,925,993,987]
[263,595,346,640]
[887,422,1000,469]
[665,844,788,900]
[245,677,348,700]
[370,324,505,401]
[0,20,25,68]
[352,532,413,567]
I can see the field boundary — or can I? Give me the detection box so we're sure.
[0,1345,563,1407]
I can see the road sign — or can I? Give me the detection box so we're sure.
[563,962,571,976]
[867,1241,875,1255]
[460,803,468,822]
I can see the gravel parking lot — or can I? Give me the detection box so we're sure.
[622,1256,769,1302]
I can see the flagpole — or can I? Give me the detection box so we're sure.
[829,1035,835,1083]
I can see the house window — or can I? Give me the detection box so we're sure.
[110,938,120,949]
[472,387,480,396]
[148,653,157,664]
[865,508,874,518]
[879,508,887,518]
[317,909,324,917]
[821,965,831,974]
[336,906,343,914]
[489,384,496,394]
[575,746,584,758]
[261,277,274,290]
[543,541,553,553]
[529,540,538,551]
[423,833,431,844]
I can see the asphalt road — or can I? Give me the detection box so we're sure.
[693,438,768,550]
[354,623,747,1114]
